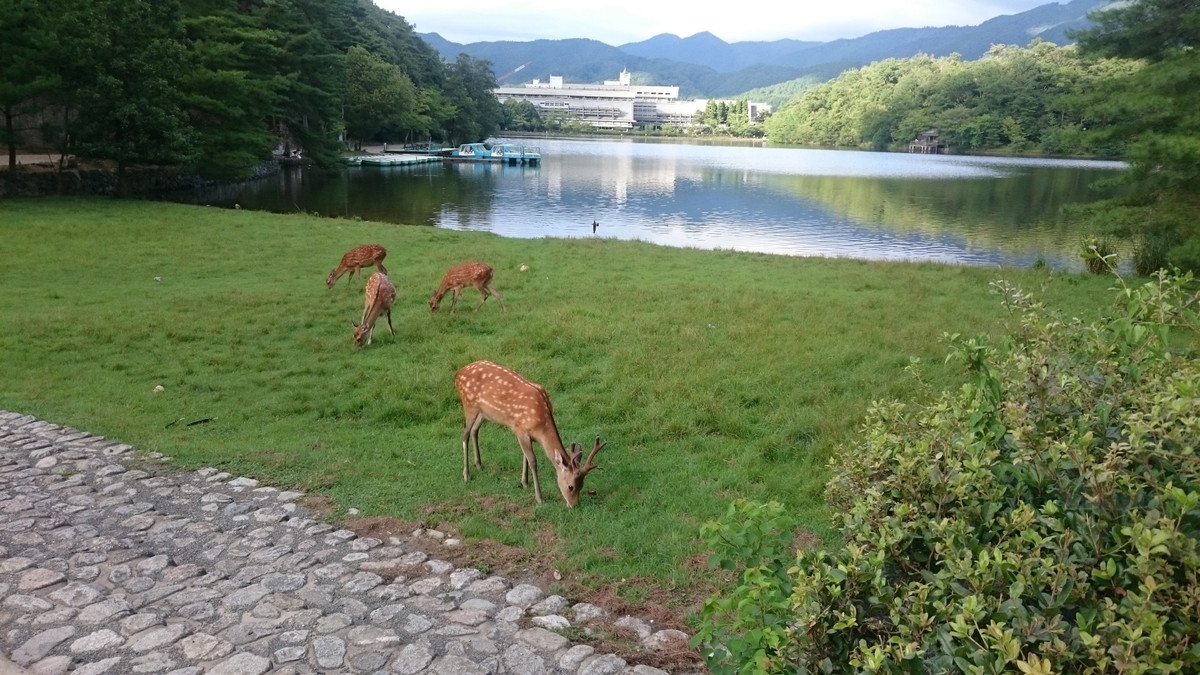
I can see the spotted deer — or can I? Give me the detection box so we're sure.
[429,262,506,313]
[455,360,605,507]
[352,273,396,348]
[326,244,388,289]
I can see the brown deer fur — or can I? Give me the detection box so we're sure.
[455,360,604,507]
[429,262,506,313]
[352,273,396,348]
[327,244,388,289]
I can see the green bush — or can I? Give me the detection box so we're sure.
[1082,235,1118,275]
[696,271,1200,674]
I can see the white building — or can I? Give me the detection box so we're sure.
[493,70,769,130]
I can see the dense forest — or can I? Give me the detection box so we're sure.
[0,0,501,179]
[763,41,1139,156]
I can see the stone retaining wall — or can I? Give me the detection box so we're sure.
[0,161,281,198]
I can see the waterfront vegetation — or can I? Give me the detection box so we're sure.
[3,1,1197,272]
[696,269,1200,672]
[763,42,1137,156]
[0,198,1123,624]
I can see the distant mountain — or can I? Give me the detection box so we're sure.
[754,0,1112,72]
[618,31,822,73]
[420,0,1113,98]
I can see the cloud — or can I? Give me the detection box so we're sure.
[375,0,1062,44]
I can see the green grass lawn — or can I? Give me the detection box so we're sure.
[0,197,1120,624]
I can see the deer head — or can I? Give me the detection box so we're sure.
[554,437,606,507]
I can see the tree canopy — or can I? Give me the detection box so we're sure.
[1071,0,1200,272]
[762,41,1138,157]
[0,0,503,177]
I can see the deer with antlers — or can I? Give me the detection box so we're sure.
[455,360,605,507]
[326,244,388,289]
[352,272,396,348]
[429,262,506,313]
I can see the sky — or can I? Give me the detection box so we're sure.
[374,0,1063,45]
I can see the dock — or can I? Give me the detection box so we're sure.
[344,154,441,167]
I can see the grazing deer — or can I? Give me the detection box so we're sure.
[352,273,396,348]
[455,360,605,507]
[326,244,388,289]
[429,262,507,313]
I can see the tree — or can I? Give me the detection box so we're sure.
[440,55,502,144]
[178,0,286,178]
[0,0,56,169]
[343,45,419,148]
[253,0,347,168]
[500,99,542,132]
[51,0,192,191]
[1072,0,1200,271]
[1073,0,1200,61]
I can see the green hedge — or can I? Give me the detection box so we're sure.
[697,271,1200,674]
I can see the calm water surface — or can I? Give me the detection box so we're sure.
[185,137,1127,271]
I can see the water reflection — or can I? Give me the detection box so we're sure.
[174,138,1127,271]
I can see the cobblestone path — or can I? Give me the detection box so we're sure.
[0,411,700,675]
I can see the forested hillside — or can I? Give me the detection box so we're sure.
[763,41,1139,157]
[0,0,501,180]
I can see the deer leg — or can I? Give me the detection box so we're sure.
[378,261,388,276]
[449,288,461,314]
[461,420,471,481]
[470,417,485,470]
[486,282,507,311]
[473,283,488,312]
[462,412,486,480]
[516,433,543,503]
[384,309,395,337]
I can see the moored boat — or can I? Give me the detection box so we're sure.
[442,142,540,165]
[442,142,496,162]
[496,143,541,165]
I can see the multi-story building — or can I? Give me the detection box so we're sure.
[493,70,769,130]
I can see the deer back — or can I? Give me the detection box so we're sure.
[344,244,386,267]
[430,262,493,308]
[328,244,387,288]
[456,360,559,441]
[353,273,396,346]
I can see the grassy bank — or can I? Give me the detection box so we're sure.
[0,197,1119,625]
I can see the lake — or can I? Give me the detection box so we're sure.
[181,137,1128,271]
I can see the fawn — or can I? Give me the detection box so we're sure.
[429,262,506,313]
[352,273,396,348]
[327,244,388,289]
[455,360,605,507]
